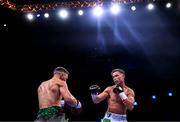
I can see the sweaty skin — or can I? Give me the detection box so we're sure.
[38,73,78,109]
[93,71,135,114]
[108,86,134,114]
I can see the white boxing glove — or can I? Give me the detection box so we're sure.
[60,100,65,107]
[75,100,82,109]
[113,85,128,101]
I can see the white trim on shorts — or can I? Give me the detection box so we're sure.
[103,112,127,122]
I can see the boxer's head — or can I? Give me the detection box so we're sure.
[54,66,69,81]
[111,69,125,85]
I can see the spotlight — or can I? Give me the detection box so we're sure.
[152,95,156,100]
[110,4,120,15]
[134,101,138,106]
[26,13,34,20]
[93,6,103,17]
[166,2,172,8]
[3,24,6,27]
[131,6,136,11]
[37,14,40,17]
[78,10,84,16]
[44,13,49,18]
[147,3,154,10]
[58,9,69,19]
[168,92,173,97]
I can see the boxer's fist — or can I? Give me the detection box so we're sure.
[71,100,82,115]
[113,85,128,101]
[60,100,65,107]
[113,85,123,94]
[89,85,101,94]
[71,107,82,115]
[89,85,101,103]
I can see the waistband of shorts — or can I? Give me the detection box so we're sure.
[38,106,64,116]
[105,111,127,120]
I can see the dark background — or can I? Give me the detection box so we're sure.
[0,0,180,121]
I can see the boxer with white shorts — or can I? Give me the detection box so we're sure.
[90,69,135,122]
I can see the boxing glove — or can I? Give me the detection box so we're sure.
[60,100,65,107]
[71,100,82,115]
[89,84,101,94]
[113,85,128,101]
[89,85,101,102]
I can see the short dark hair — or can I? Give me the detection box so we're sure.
[111,68,125,76]
[53,66,69,75]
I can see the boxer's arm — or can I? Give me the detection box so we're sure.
[93,87,109,104]
[59,82,78,107]
[123,89,135,111]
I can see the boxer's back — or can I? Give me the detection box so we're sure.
[38,79,62,109]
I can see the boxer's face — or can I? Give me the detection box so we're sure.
[59,72,68,81]
[112,71,125,85]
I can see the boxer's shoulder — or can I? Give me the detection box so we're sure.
[124,86,134,96]
[104,86,113,93]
